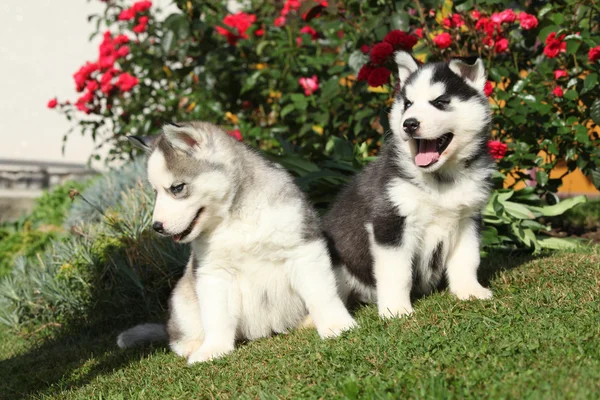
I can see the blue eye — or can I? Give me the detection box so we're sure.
[405,101,413,109]
[170,183,185,194]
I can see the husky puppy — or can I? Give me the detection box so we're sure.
[118,122,356,364]
[323,52,495,318]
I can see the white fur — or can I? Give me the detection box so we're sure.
[123,123,357,364]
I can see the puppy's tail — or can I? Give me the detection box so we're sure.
[117,323,168,349]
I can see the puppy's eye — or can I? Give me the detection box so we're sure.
[170,183,185,194]
[404,100,413,109]
[432,96,450,108]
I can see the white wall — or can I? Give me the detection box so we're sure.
[0,0,177,168]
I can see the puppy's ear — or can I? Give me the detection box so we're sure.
[394,51,419,85]
[127,136,156,154]
[449,57,486,92]
[162,123,205,153]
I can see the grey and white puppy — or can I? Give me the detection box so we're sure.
[324,52,495,318]
[118,122,356,364]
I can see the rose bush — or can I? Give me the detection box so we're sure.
[49,0,600,251]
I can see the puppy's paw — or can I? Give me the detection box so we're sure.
[187,343,234,365]
[452,284,493,300]
[170,339,203,359]
[378,304,414,319]
[318,314,357,339]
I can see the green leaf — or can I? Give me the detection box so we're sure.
[590,99,600,125]
[537,237,580,250]
[536,170,549,187]
[526,195,587,217]
[503,201,536,219]
[390,12,410,31]
[161,31,175,53]
[566,39,581,55]
[538,4,553,18]
[280,104,296,118]
[497,190,514,203]
[583,73,598,93]
[590,169,600,190]
[481,226,499,245]
[563,89,578,101]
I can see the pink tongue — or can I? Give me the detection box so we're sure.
[415,140,439,167]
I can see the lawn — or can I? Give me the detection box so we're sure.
[1,247,599,399]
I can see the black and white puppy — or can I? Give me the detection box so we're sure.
[324,52,495,318]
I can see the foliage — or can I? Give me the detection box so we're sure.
[64,157,146,228]
[0,164,187,331]
[0,180,89,278]
[47,0,600,252]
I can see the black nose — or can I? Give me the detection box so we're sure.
[152,221,164,233]
[403,118,420,136]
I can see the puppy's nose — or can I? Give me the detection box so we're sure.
[403,118,420,136]
[152,221,164,233]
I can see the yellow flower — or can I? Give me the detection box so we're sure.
[186,102,196,112]
[255,63,268,70]
[368,86,389,93]
[312,125,324,135]
[162,65,172,77]
[339,75,356,88]
[224,111,239,124]
[269,90,282,99]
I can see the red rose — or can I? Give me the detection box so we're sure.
[274,16,286,27]
[116,72,139,92]
[360,44,370,54]
[517,12,538,30]
[494,38,509,53]
[443,14,464,29]
[471,10,481,20]
[298,75,319,96]
[228,129,243,141]
[116,46,130,58]
[552,86,564,97]
[114,34,130,45]
[433,32,452,49]
[487,140,507,159]
[216,12,256,45]
[414,28,423,38]
[118,8,135,21]
[47,98,58,109]
[73,62,98,92]
[370,42,394,64]
[299,26,318,40]
[255,28,265,36]
[132,1,152,13]
[499,9,516,23]
[76,102,90,113]
[544,32,566,58]
[367,67,391,87]
[86,80,99,92]
[357,64,373,81]
[553,70,568,79]
[98,54,116,69]
[133,16,149,33]
[588,46,600,63]
[383,30,418,51]
[78,90,94,104]
[484,81,493,97]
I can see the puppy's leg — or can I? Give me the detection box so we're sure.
[187,269,239,365]
[371,241,414,318]
[447,217,492,300]
[167,262,204,359]
[290,241,356,339]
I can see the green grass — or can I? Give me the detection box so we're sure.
[1,248,599,399]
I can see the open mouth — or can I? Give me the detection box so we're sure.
[414,133,454,168]
[173,207,204,242]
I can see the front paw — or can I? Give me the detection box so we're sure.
[378,304,414,319]
[318,315,357,339]
[452,284,493,300]
[187,342,234,365]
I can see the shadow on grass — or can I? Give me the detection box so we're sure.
[0,301,170,399]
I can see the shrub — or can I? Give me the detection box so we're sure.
[48,1,599,249]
